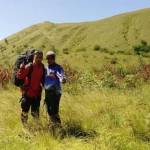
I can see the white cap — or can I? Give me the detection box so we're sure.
[46,51,55,58]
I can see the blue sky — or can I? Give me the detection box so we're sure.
[0,0,150,39]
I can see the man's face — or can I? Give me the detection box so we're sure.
[47,55,55,65]
[34,54,43,64]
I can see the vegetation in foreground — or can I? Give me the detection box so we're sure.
[0,58,150,149]
[0,82,150,150]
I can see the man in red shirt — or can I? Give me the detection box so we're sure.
[17,50,44,125]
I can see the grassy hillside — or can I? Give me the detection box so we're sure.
[0,8,150,150]
[0,8,150,68]
[0,84,150,150]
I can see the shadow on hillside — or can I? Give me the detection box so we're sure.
[59,121,97,139]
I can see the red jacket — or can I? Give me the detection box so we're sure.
[17,63,44,98]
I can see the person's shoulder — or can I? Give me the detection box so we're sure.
[55,63,63,70]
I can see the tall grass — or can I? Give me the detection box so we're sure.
[0,62,150,149]
[0,83,150,149]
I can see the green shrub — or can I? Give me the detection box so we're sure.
[101,71,117,88]
[133,40,150,55]
[63,48,69,54]
[41,44,46,49]
[110,57,117,64]
[109,51,114,55]
[94,45,101,51]
[93,45,109,53]
[4,38,9,45]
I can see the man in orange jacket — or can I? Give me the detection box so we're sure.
[17,50,45,125]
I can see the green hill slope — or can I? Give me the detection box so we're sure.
[0,9,150,51]
[0,8,150,68]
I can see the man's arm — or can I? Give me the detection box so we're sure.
[56,67,67,83]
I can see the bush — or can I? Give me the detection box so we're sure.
[93,45,109,53]
[94,45,101,51]
[133,40,150,55]
[4,38,9,45]
[63,48,69,54]
[41,44,46,49]
[110,58,117,64]
[101,71,117,88]
[109,51,115,55]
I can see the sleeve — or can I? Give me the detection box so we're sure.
[56,66,66,83]
[17,63,31,79]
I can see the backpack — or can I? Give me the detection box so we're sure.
[12,49,35,87]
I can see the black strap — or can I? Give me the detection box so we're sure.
[28,63,33,86]
[41,64,45,86]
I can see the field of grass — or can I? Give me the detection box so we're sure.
[0,83,150,150]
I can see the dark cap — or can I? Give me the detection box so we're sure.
[34,50,43,56]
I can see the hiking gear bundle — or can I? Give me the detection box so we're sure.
[12,49,35,87]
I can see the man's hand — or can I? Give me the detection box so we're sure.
[20,63,25,69]
[62,78,67,83]
[48,72,56,79]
